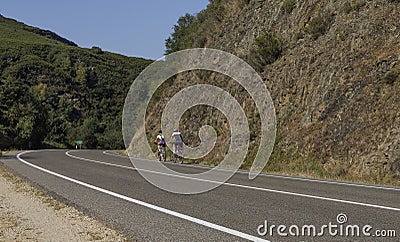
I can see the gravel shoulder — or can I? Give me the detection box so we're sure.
[0,152,128,242]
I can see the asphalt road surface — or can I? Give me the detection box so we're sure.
[1,150,399,241]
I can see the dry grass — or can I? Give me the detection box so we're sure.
[264,148,400,186]
[113,149,399,186]
[0,165,67,211]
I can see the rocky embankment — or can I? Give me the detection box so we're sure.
[148,0,400,184]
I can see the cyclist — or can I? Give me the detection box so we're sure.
[155,130,166,161]
[170,128,183,163]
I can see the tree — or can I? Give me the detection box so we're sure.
[80,118,99,148]
[0,77,48,149]
[165,13,196,54]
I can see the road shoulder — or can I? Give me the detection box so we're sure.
[0,152,127,241]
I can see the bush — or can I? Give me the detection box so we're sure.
[382,69,400,85]
[305,11,334,40]
[343,1,365,13]
[283,0,297,14]
[249,31,282,71]
[91,46,103,54]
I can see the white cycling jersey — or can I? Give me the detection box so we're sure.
[156,134,165,144]
[171,131,183,143]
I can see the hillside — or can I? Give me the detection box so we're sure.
[153,0,400,184]
[0,15,152,149]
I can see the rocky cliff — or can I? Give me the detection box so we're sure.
[150,0,400,184]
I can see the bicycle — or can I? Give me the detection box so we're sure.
[171,142,183,164]
[154,142,166,162]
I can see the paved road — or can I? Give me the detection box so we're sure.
[1,150,399,241]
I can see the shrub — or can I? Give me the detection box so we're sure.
[305,11,334,40]
[249,31,282,70]
[283,0,297,14]
[343,1,365,13]
[382,69,400,85]
[91,46,103,54]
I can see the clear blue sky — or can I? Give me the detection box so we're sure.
[1,0,209,60]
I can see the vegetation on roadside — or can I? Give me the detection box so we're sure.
[265,146,399,186]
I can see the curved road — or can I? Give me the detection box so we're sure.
[1,150,399,241]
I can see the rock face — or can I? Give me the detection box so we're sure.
[235,0,400,179]
[150,0,400,182]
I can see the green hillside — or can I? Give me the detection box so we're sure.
[0,15,152,149]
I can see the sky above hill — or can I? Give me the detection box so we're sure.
[1,0,209,60]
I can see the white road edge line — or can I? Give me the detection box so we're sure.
[16,151,269,242]
[67,151,400,212]
[102,151,400,192]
